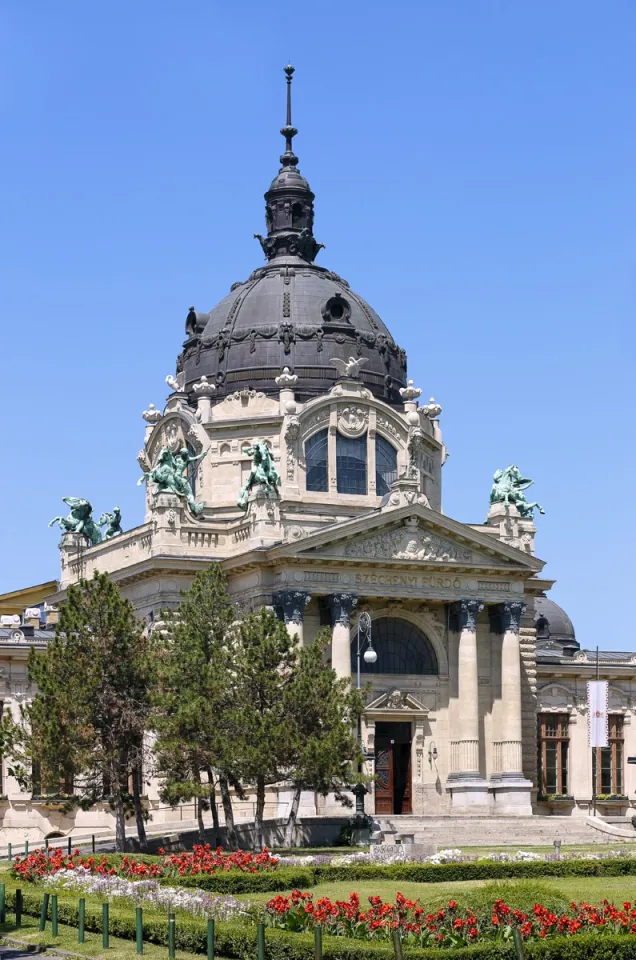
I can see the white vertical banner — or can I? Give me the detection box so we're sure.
[587,681,609,747]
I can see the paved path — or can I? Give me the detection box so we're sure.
[0,945,62,960]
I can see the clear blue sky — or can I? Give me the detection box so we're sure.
[1,1,634,648]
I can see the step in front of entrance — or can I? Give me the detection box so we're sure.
[374,816,616,846]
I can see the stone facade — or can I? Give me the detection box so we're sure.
[0,68,629,843]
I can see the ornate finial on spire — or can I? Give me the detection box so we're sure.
[256,65,324,263]
[280,64,298,167]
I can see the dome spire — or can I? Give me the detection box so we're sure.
[280,63,298,167]
[254,65,324,263]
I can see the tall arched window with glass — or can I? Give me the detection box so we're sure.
[375,435,398,496]
[336,433,367,495]
[305,429,328,492]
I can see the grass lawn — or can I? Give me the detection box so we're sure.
[0,914,199,959]
[239,876,636,908]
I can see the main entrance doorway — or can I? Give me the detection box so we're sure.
[374,722,412,815]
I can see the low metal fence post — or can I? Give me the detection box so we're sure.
[39,892,50,931]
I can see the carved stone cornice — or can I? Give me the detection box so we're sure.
[329,592,358,627]
[450,599,484,633]
[273,590,311,625]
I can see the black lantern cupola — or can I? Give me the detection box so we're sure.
[254,65,324,263]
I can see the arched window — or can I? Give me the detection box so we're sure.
[305,429,328,492]
[375,435,398,495]
[354,617,438,675]
[337,433,367,495]
[291,202,304,229]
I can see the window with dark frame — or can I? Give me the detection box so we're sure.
[305,428,329,492]
[336,432,367,495]
[537,713,569,796]
[592,714,624,795]
[375,435,398,496]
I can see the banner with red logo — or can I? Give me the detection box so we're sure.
[587,680,608,747]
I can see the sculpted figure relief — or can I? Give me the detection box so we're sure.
[345,523,472,563]
[490,465,545,519]
[238,441,281,511]
[49,497,102,545]
[138,445,207,516]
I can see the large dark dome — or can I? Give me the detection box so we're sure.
[181,258,407,405]
[178,66,408,406]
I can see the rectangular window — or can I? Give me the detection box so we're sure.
[537,713,569,796]
[592,714,624,795]
[305,429,328,492]
[336,433,367,495]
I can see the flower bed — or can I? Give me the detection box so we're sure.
[42,866,250,921]
[12,844,279,883]
[266,891,636,947]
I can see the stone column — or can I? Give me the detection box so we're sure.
[448,599,489,811]
[329,593,358,680]
[490,600,533,815]
[499,601,526,775]
[273,590,311,644]
[451,599,483,775]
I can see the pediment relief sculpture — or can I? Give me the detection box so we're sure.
[367,688,429,714]
[343,519,473,564]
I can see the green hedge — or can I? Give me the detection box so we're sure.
[161,857,636,893]
[7,889,636,960]
[18,853,636,893]
[161,867,316,894]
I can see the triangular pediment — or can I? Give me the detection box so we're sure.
[274,503,543,573]
[367,689,429,714]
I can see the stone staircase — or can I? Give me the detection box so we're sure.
[375,815,636,847]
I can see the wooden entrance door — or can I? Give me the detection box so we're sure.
[374,739,394,814]
[374,722,412,815]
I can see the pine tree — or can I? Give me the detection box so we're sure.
[227,608,299,849]
[23,572,154,851]
[282,632,366,845]
[152,564,240,848]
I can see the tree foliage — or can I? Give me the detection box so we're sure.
[19,571,154,850]
[151,564,240,846]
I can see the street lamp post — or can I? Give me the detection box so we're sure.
[350,612,377,836]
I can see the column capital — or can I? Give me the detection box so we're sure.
[501,600,527,633]
[329,592,358,626]
[450,598,484,633]
[273,590,311,625]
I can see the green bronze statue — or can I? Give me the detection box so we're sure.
[138,445,207,516]
[98,506,123,539]
[490,465,545,519]
[49,497,103,545]
[238,441,281,511]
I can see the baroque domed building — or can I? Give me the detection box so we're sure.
[1,67,635,845]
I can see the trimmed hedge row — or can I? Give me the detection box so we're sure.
[162,857,636,893]
[6,889,636,960]
[16,854,636,893]
[163,867,316,894]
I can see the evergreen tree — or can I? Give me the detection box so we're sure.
[151,564,240,848]
[282,632,366,845]
[228,608,299,849]
[22,572,153,851]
